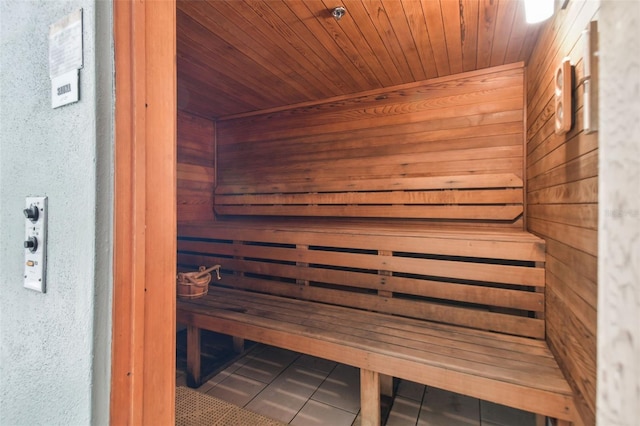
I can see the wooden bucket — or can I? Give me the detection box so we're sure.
[176,265,221,299]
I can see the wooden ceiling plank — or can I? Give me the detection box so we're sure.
[309,0,387,88]
[177,50,276,111]
[283,0,372,94]
[476,0,499,69]
[243,0,351,96]
[489,0,517,67]
[460,0,480,72]
[379,0,429,81]
[269,0,370,94]
[220,0,340,98]
[359,0,416,82]
[440,0,464,75]
[179,1,324,101]
[177,77,239,118]
[421,0,451,76]
[399,0,439,80]
[503,0,528,64]
[177,9,296,108]
[344,0,406,86]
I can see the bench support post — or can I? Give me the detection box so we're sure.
[232,336,245,353]
[380,374,394,398]
[186,325,202,388]
[360,368,381,426]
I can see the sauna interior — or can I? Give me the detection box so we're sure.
[175,1,598,425]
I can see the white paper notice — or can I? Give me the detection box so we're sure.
[51,69,79,109]
[49,9,83,78]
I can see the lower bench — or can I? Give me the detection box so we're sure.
[176,221,576,425]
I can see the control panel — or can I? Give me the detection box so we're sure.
[24,196,47,292]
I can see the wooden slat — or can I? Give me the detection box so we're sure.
[178,221,546,261]
[215,204,523,221]
[178,253,543,312]
[179,288,560,389]
[177,241,544,287]
[216,173,523,195]
[177,220,546,337]
[176,287,575,421]
[216,188,523,205]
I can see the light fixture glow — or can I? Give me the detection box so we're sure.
[524,0,554,24]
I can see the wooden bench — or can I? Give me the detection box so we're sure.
[214,173,524,222]
[177,220,575,425]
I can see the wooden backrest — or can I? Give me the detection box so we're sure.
[215,173,523,221]
[215,64,526,227]
[177,220,546,339]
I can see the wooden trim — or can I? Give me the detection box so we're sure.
[111,1,176,424]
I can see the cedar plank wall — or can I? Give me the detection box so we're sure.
[217,63,525,228]
[525,1,599,425]
[177,111,216,222]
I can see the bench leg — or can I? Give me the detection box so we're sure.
[380,374,394,398]
[360,369,381,426]
[186,325,202,388]
[232,336,245,353]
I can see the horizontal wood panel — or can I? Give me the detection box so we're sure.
[177,111,215,223]
[217,173,523,194]
[216,188,523,205]
[178,221,546,261]
[177,240,544,287]
[525,1,600,424]
[215,65,525,226]
[178,221,546,338]
[215,205,523,221]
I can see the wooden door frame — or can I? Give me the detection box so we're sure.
[111,0,177,424]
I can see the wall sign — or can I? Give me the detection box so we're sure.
[49,9,83,108]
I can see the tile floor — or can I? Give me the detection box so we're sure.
[176,344,536,426]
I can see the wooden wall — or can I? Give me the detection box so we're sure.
[216,63,525,227]
[525,1,599,424]
[177,111,215,222]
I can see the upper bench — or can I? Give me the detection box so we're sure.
[215,172,523,221]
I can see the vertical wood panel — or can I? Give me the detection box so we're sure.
[525,1,600,424]
[112,0,176,424]
[177,111,215,223]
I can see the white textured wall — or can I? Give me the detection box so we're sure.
[0,1,113,425]
[598,1,640,425]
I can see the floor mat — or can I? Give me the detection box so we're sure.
[176,386,286,426]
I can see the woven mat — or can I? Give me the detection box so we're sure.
[176,386,287,426]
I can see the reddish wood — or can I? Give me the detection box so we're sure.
[111,0,176,424]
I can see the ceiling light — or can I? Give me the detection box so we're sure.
[524,0,554,24]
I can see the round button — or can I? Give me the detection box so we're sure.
[24,237,38,252]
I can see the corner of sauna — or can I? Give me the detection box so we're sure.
[174,2,599,425]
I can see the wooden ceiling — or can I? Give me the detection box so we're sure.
[177,0,542,119]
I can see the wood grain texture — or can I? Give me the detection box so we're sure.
[176,285,576,421]
[112,0,176,424]
[216,64,526,227]
[176,0,541,119]
[525,1,600,424]
[178,221,546,338]
[177,111,215,223]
